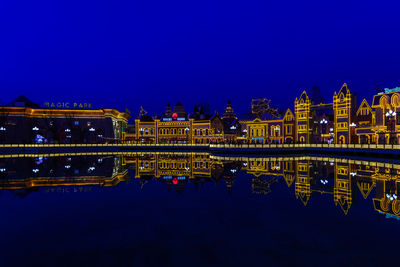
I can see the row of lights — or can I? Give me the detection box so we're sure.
[31,127,97,132]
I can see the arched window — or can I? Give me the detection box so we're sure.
[276,125,280,136]
[380,96,389,109]
[392,94,400,108]
[205,129,208,135]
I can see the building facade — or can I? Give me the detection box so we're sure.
[125,83,400,146]
[0,96,130,144]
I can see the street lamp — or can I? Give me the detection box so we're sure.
[185,127,190,144]
[0,127,6,131]
[385,110,397,144]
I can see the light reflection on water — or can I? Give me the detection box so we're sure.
[0,153,399,266]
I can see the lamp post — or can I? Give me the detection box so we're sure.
[385,110,396,144]
[350,122,357,144]
[0,126,5,144]
[185,127,190,144]
[139,128,144,143]
[320,119,328,143]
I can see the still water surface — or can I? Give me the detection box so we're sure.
[0,153,399,266]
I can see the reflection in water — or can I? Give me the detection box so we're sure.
[0,153,400,219]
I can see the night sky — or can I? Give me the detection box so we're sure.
[1,0,399,118]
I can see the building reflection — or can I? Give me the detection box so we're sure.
[0,155,130,196]
[0,153,400,220]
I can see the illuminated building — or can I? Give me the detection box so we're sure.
[354,99,375,144]
[127,83,400,146]
[370,87,400,144]
[222,100,242,143]
[242,108,295,144]
[0,96,130,144]
[294,83,357,144]
[192,112,224,144]
[333,83,357,144]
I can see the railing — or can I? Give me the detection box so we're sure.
[209,143,400,150]
[0,143,398,150]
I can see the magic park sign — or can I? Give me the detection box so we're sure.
[43,102,93,109]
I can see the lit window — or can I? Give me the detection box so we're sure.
[74,121,79,126]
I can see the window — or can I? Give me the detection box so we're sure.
[74,121,79,126]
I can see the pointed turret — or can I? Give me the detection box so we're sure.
[222,99,237,120]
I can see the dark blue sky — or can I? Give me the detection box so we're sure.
[1,0,399,117]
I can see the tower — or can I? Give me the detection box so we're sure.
[334,162,352,214]
[222,100,237,120]
[294,91,311,143]
[333,83,355,144]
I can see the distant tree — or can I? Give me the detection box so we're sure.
[139,106,147,118]
[251,98,280,118]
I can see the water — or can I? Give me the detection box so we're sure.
[0,153,399,266]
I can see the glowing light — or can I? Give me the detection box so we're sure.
[32,127,39,131]
[89,128,95,132]
[65,165,71,169]
[230,125,237,130]
[65,128,71,132]
[32,169,39,173]
[386,110,396,117]
[0,168,6,172]
[172,177,178,184]
[0,127,5,131]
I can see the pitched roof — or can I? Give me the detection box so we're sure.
[7,95,40,108]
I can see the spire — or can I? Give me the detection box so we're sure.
[222,100,237,120]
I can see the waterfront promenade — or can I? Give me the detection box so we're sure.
[0,143,400,157]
